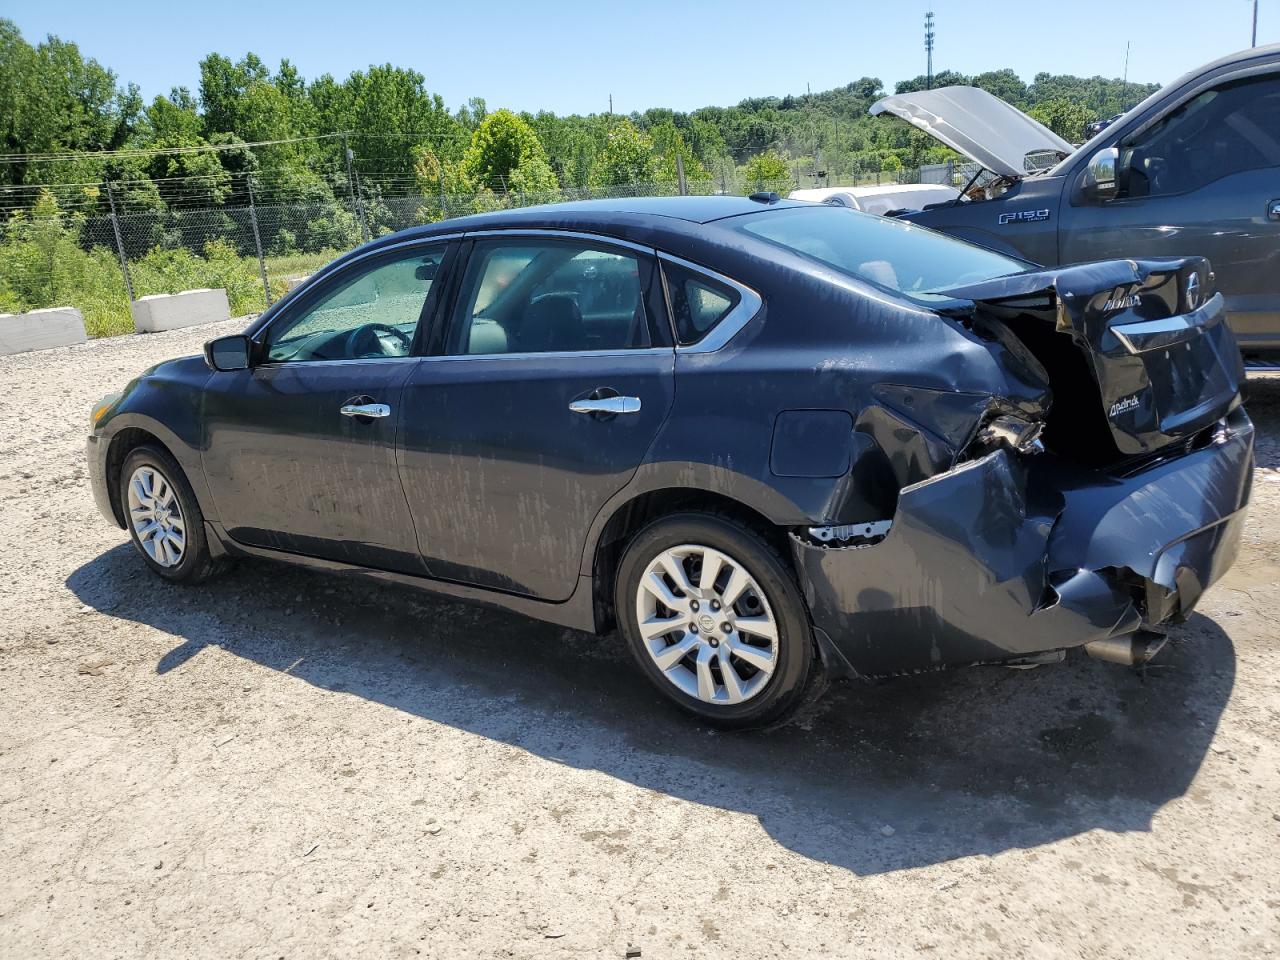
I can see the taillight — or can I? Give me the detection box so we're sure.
[978,414,1044,455]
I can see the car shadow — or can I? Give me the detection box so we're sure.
[66,541,1236,877]
[1243,375,1280,469]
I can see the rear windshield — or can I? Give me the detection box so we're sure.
[734,206,1028,302]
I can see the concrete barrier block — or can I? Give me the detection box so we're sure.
[131,288,231,333]
[0,307,87,355]
[285,275,311,291]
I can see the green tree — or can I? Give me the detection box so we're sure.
[0,20,138,188]
[650,121,711,186]
[1029,98,1098,143]
[893,70,971,95]
[971,69,1029,107]
[742,150,790,188]
[138,89,231,207]
[460,108,551,190]
[594,119,655,186]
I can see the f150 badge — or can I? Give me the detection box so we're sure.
[998,208,1051,225]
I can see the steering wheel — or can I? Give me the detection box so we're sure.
[345,322,411,359]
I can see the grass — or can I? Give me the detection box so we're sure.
[1,229,347,338]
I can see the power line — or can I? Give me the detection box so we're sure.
[0,132,350,165]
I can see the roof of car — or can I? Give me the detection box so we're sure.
[364,195,812,250]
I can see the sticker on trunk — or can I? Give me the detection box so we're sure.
[1109,393,1141,418]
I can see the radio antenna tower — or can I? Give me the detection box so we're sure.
[924,11,935,89]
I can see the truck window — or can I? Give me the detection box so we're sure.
[1123,74,1280,198]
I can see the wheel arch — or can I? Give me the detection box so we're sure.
[101,415,212,527]
[588,486,795,635]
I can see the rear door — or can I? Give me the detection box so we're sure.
[398,233,675,601]
[1061,72,1280,350]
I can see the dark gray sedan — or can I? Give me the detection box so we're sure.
[87,197,1253,726]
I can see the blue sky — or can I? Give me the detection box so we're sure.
[3,0,1275,114]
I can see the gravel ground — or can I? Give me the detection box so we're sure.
[1,322,1277,960]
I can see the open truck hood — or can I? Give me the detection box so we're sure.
[869,86,1075,178]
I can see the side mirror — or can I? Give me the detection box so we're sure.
[204,334,252,371]
[1081,147,1120,202]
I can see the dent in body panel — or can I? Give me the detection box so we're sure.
[794,409,1254,677]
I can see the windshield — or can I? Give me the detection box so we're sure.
[734,206,1029,302]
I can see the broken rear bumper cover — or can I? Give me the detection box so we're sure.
[793,407,1254,677]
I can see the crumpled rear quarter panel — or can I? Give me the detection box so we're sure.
[792,410,1254,677]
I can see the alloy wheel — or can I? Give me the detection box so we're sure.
[126,465,186,568]
[634,543,779,705]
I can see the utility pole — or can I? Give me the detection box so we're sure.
[608,94,613,115]
[1253,0,1259,46]
[924,11,935,89]
[246,174,272,307]
[341,131,362,230]
[104,180,135,305]
[342,132,355,204]
[341,133,369,243]
[352,166,370,243]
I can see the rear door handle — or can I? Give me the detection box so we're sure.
[569,396,641,415]
[340,402,391,418]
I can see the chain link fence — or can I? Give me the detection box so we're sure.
[1,169,936,339]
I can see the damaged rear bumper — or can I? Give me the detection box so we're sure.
[792,407,1254,677]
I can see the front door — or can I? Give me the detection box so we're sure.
[398,235,675,601]
[1062,73,1280,350]
[201,241,451,572]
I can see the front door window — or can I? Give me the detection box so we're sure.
[264,247,445,362]
[1121,75,1280,198]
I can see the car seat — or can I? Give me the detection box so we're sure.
[518,294,584,352]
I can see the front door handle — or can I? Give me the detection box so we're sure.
[569,396,642,416]
[340,402,391,418]
[1269,199,1280,221]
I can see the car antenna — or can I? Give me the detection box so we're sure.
[749,191,781,204]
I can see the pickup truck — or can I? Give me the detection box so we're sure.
[870,44,1280,355]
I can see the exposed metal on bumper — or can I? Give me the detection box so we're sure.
[792,409,1254,677]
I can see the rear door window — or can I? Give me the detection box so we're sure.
[447,238,655,355]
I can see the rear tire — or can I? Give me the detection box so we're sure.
[616,511,816,728]
[118,445,221,584]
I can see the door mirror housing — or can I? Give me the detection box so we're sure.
[204,334,252,371]
[1081,147,1120,202]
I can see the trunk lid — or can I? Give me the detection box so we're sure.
[938,257,1245,460]
[869,86,1075,178]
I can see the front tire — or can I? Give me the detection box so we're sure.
[616,512,816,728]
[118,445,221,584]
